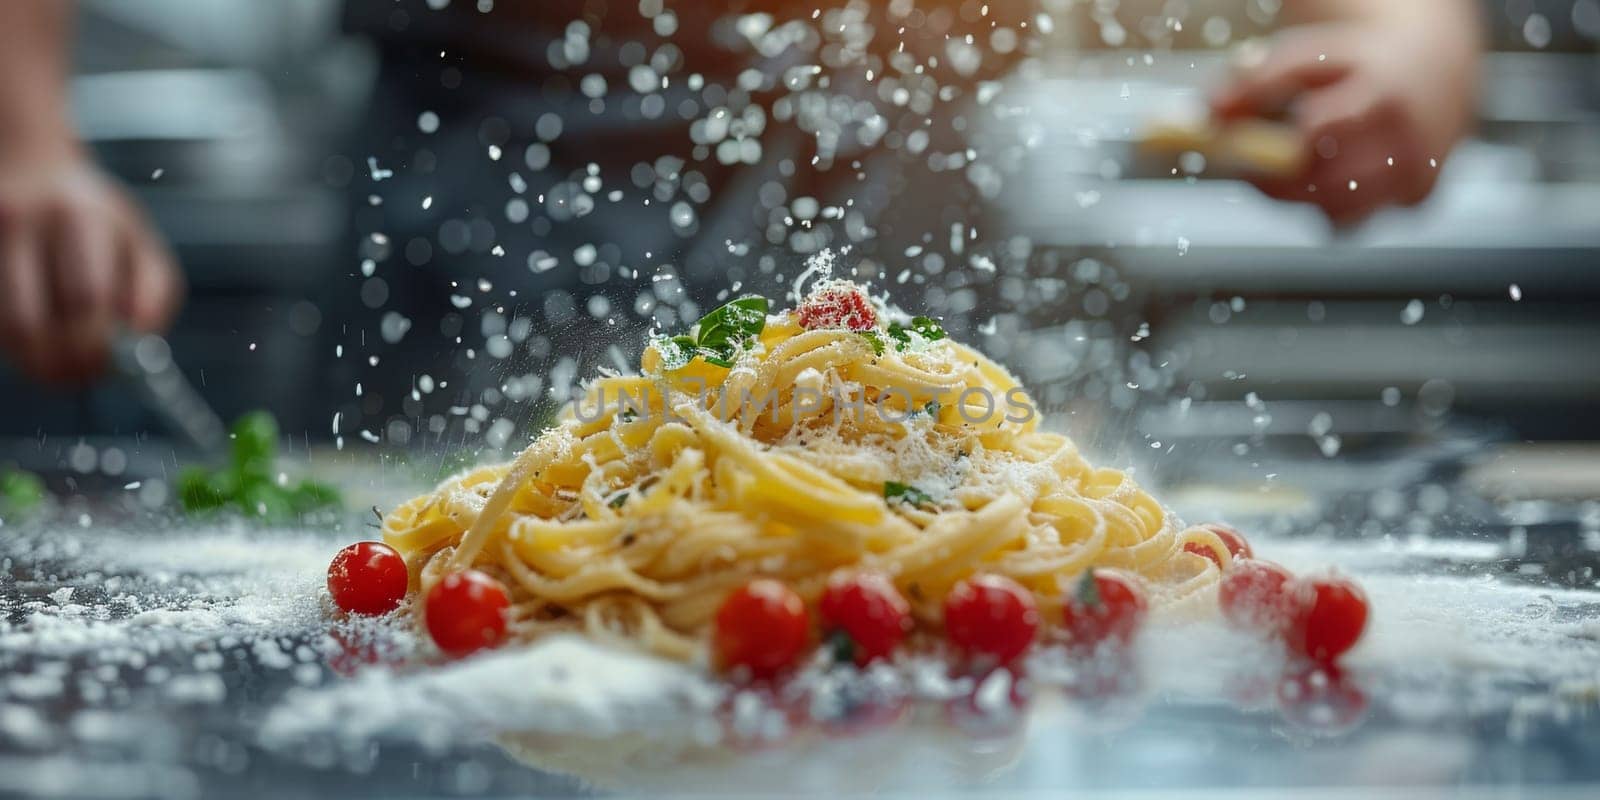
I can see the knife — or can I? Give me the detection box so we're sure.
[110,331,228,456]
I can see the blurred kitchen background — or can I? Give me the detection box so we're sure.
[2,0,1598,525]
[5,0,370,437]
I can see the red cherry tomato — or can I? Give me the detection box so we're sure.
[714,579,811,681]
[1289,574,1369,663]
[1060,569,1149,650]
[818,571,911,666]
[1218,559,1299,633]
[424,570,510,657]
[943,574,1039,665]
[796,286,877,331]
[327,541,409,615]
[1183,523,1253,567]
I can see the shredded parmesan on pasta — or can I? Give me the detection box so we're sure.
[382,283,1230,662]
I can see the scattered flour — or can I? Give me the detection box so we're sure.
[259,635,721,751]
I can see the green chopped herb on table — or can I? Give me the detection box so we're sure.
[177,412,342,520]
[0,467,47,516]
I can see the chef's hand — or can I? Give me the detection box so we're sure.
[0,145,182,385]
[1210,11,1480,224]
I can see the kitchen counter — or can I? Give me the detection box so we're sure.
[3,433,1599,799]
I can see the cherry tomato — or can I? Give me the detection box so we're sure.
[818,571,911,666]
[713,579,810,681]
[1218,559,1299,633]
[1182,522,1253,567]
[796,286,877,331]
[424,570,510,657]
[1060,569,1149,650]
[327,541,409,615]
[1289,574,1368,663]
[943,574,1039,665]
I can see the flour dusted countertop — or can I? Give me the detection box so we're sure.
[3,501,1600,798]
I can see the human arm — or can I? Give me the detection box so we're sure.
[0,1,182,384]
[1209,0,1483,223]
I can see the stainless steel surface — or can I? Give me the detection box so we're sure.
[2,436,1599,798]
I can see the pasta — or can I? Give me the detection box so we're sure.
[381,280,1232,663]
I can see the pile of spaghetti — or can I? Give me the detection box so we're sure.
[356,280,1240,673]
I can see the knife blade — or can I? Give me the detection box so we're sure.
[110,332,228,456]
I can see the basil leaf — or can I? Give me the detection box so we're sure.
[655,336,695,370]
[177,412,341,520]
[884,481,935,509]
[231,411,279,480]
[655,299,768,372]
[608,492,629,509]
[909,316,947,341]
[241,482,294,520]
[695,297,768,350]
[177,466,235,512]
[887,315,947,350]
[288,480,343,514]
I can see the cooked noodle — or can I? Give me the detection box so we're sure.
[382,282,1229,661]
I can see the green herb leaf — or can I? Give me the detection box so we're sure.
[884,481,935,509]
[858,330,886,356]
[909,316,946,341]
[608,492,629,509]
[919,400,941,417]
[241,482,294,519]
[0,468,46,515]
[826,628,856,665]
[655,298,769,371]
[288,480,343,514]
[654,335,696,371]
[695,297,768,351]
[886,315,946,350]
[177,412,341,520]
[177,466,235,512]
[231,411,279,480]
[1075,569,1102,609]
